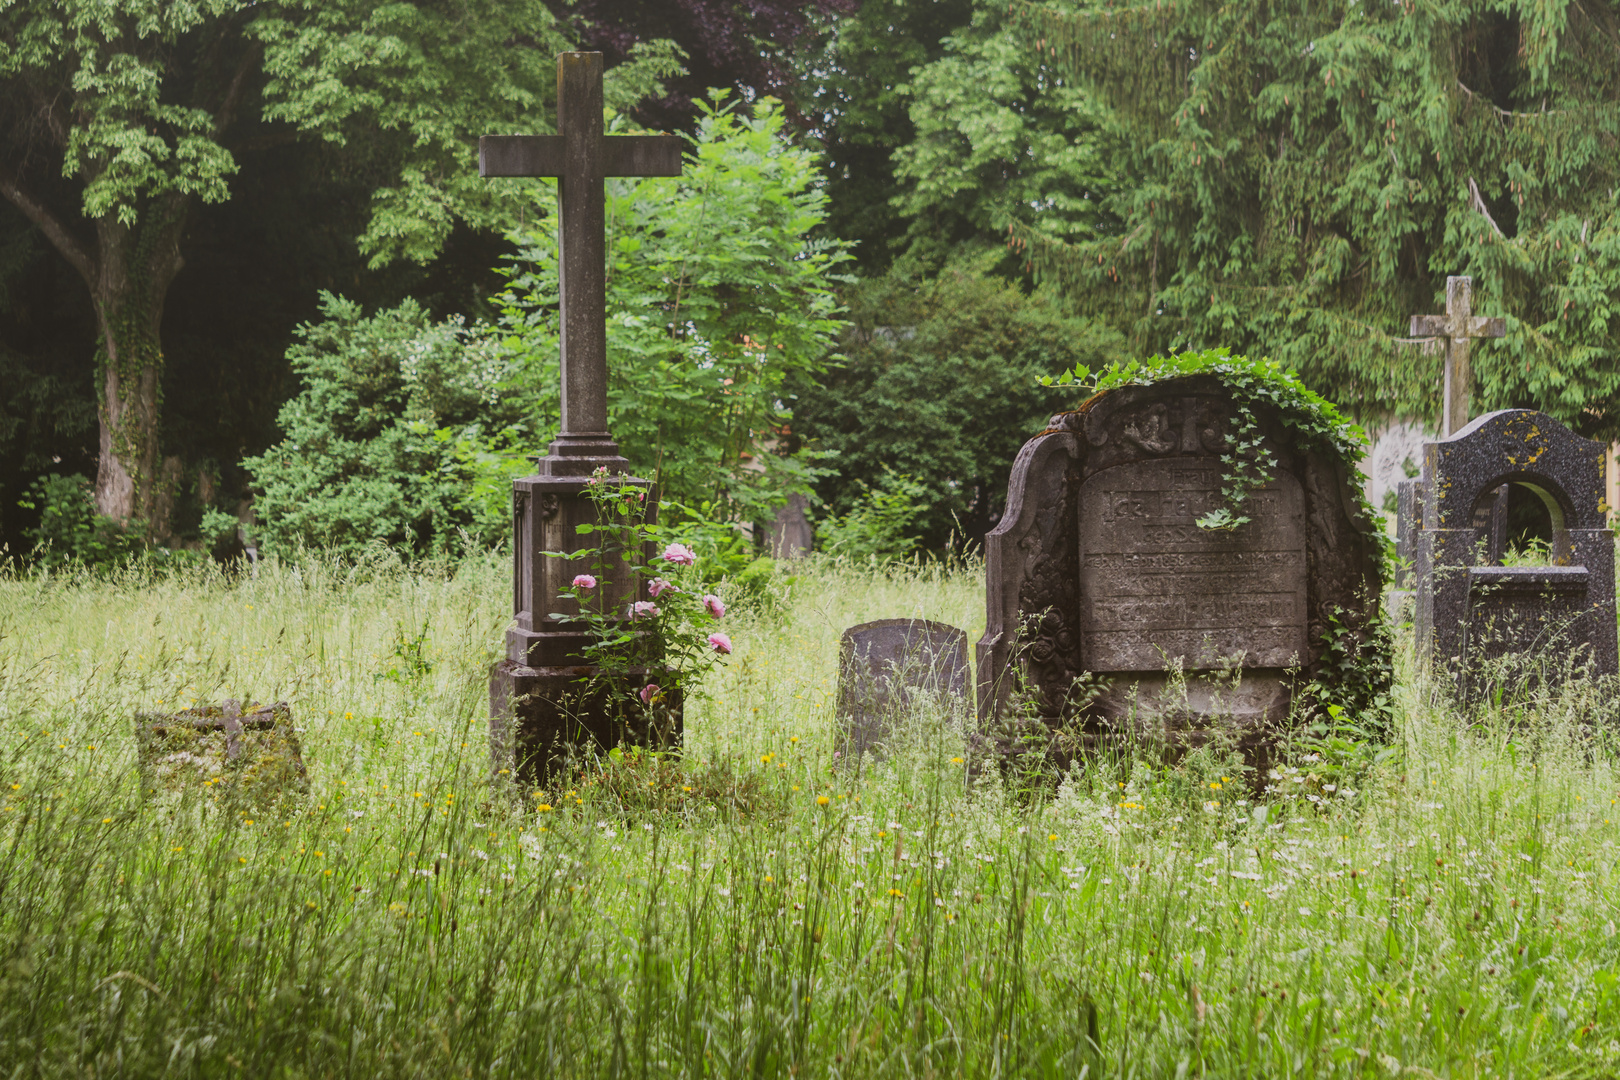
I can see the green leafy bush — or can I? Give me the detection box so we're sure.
[242,294,532,560]
[813,468,926,562]
[18,474,144,570]
[791,256,1123,551]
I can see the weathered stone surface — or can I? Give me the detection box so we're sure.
[977,375,1384,756]
[491,662,679,778]
[766,493,814,559]
[1411,409,1617,696]
[836,619,969,762]
[1078,458,1308,671]
[136,700,308,808]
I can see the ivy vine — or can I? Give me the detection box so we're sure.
[1041,347,1373,531]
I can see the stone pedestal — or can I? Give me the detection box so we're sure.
[490,436,681,779]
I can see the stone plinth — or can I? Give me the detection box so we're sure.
[491,454,682,780]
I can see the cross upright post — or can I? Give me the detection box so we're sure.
[480,52,685,776]
[1409,276,1507,437]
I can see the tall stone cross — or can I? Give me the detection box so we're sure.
[480,53,685,775]
[1409,276,1506,437]
[480,51,682,475]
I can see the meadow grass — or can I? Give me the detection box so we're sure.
[1,552,1618,1078]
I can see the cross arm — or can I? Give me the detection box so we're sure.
[479,134,684,178]
[1408,314,1507,338]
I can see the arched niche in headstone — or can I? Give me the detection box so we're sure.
[1409,409,1618,697]
[976,374,1385,759]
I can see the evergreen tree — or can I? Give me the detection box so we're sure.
[1009,0,1620,435]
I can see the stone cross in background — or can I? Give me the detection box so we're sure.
[480,54,685,776]
[1408,276,1506,437]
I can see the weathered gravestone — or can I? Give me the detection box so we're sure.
[480,53,685,776]
[977,375,1384,759]
[136,700,308,808]
[835,619,969,762]
[1408,410,1617,696]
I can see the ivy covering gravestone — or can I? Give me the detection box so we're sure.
[978,348,1392,764]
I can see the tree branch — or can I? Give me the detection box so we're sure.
[1468,176,1505,238]
[213,39,262,138]
[0,161,96,290]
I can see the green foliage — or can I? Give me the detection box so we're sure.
[501,95,851,524]
[1043,346,1372,530]
[889,0,1119,270]
[792,257,1124,550]
[1008,0,1620,436]
[17,474,144,571]
[242,293,530,560]
[813,468,926,563]
[807,0,976,272]
[253,4,683,268]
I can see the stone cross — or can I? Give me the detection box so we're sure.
[481,53,686,777]
[480,52,682,475]
[1409,276,1506,438]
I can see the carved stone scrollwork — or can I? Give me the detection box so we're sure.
[1194,402,1227,453]
[1120,403,1178,455]
[537,493,561,520]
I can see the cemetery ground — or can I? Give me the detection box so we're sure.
[2,557,1619,1078]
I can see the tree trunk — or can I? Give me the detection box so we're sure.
[88,211,186,531]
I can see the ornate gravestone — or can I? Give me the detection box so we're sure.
[977,376,1383,758]
[835,619,969,762]
[1410,410,1617,696]
[480,54,685,775]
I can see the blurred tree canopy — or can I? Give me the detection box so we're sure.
[1007,0,1620,437]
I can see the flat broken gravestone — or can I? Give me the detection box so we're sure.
[836,619,969,762]
[977,375,1385,763]
[1406,409,1618,698]
[136,700,309,810]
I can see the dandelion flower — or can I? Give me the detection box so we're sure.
[817,795,830,806]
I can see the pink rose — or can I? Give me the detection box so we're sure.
[707,632,732,654]
[702,593,725,619]
[639,683,660,705]
[629,601,659,620]
[648,577,674,598]
[659,542,696,566]
[572,574,597,589]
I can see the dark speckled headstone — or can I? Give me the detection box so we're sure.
[137,700,309,812]
[835,619,969,762]
[1411,409,1617,697]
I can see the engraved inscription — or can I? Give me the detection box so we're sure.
[1079,458,1308,671]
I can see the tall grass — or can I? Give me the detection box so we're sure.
[1,552,1618,1077]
